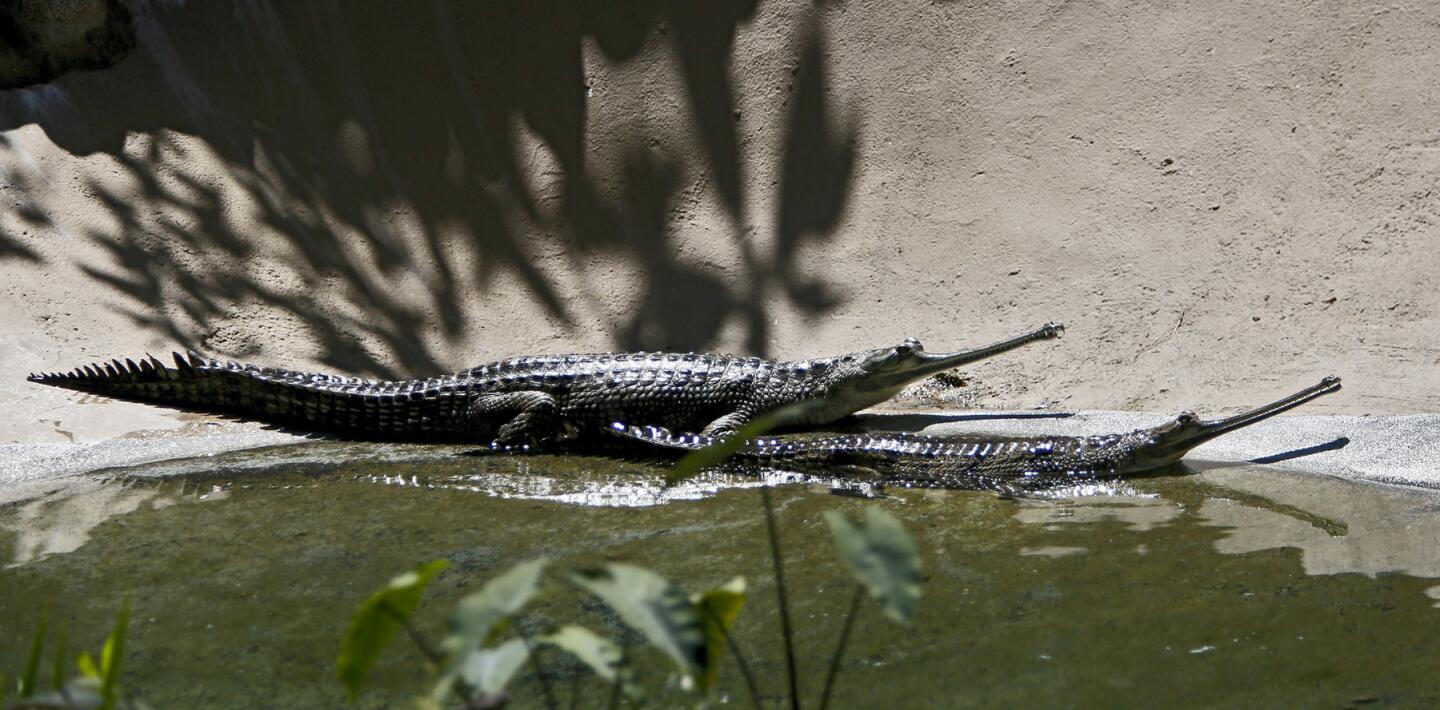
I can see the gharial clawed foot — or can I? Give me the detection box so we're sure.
[699,411,751,439]
[468,390,562,449]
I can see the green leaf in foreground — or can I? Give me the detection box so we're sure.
[76,652,100,680]
[542,625,641,700]
[459,638,529,696]
[570,564,705,679]
[448,557,548,654]
[337,559,450,701]
[695,577,746,690]
[824,506,921,624]
[21,608,47,697]
[667,400,825,485]
[99,601,129,710]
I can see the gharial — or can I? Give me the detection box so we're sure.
[26,322,1063,447]
[607,376,1341,492]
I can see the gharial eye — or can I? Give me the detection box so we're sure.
[1176,411,1199,424]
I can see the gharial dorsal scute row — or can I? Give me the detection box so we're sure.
[26,322,1064,446]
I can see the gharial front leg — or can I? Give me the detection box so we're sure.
[467,391,564,448]
[699,411,753,439]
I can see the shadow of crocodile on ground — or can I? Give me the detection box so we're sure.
[1246,436,1350,465]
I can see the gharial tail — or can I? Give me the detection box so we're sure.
[27,353,432,438]
[605,422,829,465]
[32,352,285,409]
[607,422,715,452]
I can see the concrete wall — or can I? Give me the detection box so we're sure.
[2,0,1437,442]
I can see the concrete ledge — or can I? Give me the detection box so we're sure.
[1,410,1435,494]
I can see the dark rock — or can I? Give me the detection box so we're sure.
[0,0,135,89]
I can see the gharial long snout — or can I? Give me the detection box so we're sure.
[901,321,1064,381]
[1140,376,1342,468]
[1197,376,1341,439]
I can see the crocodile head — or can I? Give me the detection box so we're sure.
[801,323,1064,421]
[1123,376,1342,474]
[849,322,1063,394]
[848,336,943,392]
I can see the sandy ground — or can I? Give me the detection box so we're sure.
[1,0,1437,447]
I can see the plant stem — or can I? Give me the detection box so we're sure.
[607,646,625,710]
[404,623,443,665]
[698,602,763,708]
[22,606,48,697]
[520,632,558,710]
[51,620,68,691]
[761,485,801,710]
[381,602,443,665]
[817,585,864,710]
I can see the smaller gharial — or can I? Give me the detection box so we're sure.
[607,377,1341,491]
[26,322,1063,447]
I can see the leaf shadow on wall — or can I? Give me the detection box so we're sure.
[0,0,858,377]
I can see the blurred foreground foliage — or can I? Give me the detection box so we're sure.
[338,501,921,708]
[4,602,145,710]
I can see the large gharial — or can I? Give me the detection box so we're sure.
[607,377,1341,492]
[27,322,1063,446]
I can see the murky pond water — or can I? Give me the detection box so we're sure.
[3,442,1440,707]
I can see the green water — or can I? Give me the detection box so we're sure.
[3,444,1440,707]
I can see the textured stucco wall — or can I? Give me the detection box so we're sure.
[1,0,1437,443]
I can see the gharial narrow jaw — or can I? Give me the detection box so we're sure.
[858,322,1065,392]
[1131,375,1342,472]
